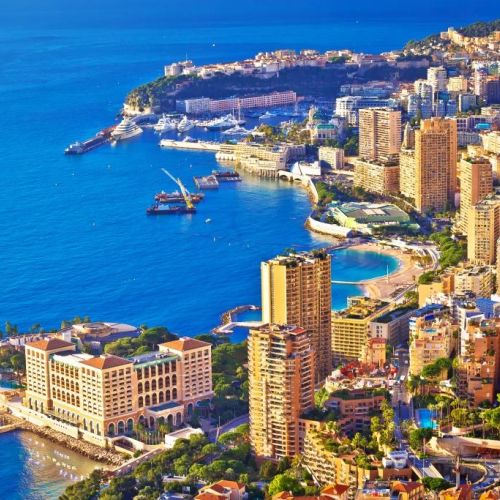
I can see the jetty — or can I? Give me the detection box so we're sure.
[212,305,262,334]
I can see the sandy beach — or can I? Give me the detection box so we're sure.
[345,242,424,300]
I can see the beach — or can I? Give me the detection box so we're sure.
[346,242,423,300]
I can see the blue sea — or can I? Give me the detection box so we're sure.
[1,1,498,497]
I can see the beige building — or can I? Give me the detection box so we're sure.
[261,250,332,382]
[23,336,213,445]
[467,193,500,265]
[353,159,400,195]
[457,157,492,234]
[400,118,457,213]
[447,76,468,93]
[482,131,500,155]
[248,324,315,461]
[358,108,402,162]
[409,317,455,377]
[454,266,494,296]
[319,146,344,170]
[331,297,388,361]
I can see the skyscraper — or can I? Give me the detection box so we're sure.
[457,157,492,234]
[358,108,402,162]
[427,66,448,93]
[400,118,457,213]
[248,324,315,460]
[468,193,500,265]
[261,250,332,382]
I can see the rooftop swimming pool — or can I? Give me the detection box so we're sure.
[415,408,438,429]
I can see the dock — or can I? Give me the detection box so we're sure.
[159,139,221,152]
[194,175,219,190]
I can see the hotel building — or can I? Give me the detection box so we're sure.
[248,324,315,461]
[467,193,500,265]
[331,297,388,362]
[261,250,332,382]
[358,108,402,162]
[23,337,212,446]
[457,157,492,234]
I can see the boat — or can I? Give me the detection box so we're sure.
[154,114,177,133]
[194,175,219,189]
[146,203,196,215]
[64,127,115,155]
[205,218,212,223]
[204,114,239,131]
[111,118,143,140]
[155,190,205,203]
[177,116,195,133]
[258,111,276,120]
[212,170,242,182]
[221,125,250,136]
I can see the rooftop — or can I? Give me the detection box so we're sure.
[160,337,211,352]
[26,338,74,351]
[80,355,131,370]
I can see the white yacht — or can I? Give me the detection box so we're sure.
[222,125,251,136]
[154,114,177,133]
[111,118,143,141]
[177,116,195,133]
[205,114,239,131]
[259,110,275,120]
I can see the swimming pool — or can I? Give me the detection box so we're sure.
[415,408,438,429]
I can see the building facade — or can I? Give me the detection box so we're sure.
[248,324,315,461]
[261,251,332,382]
[353,160,400,195]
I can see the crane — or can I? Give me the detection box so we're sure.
[161,168,194,210]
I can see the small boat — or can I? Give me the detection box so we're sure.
[146,203,196,215]
[205,218,212,224]
[259,111,275,120]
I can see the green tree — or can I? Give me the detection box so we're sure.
[268,473,305,497]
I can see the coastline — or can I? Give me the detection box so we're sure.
[344,242,421,300]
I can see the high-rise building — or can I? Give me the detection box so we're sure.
[457,157,492,233]
[261,251,332,382]
[248,324,315,460]
[447,76,468,93]
[427,66,448,93]
[400,118,457,213]
[358,108,401,162]
[353,159,399,195]
[467,193,500,265]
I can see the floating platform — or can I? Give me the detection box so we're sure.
[146,204,196,215]
[194,175,219,190]
[154,191,205,203]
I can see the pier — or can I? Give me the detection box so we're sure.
[212,304,262,334]
[159,139,221,152]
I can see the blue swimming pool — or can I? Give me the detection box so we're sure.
[415,408,438,429]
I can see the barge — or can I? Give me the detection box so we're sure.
[64,126,116,155]
[212,170,242,182]
[194,175,219,190]
[146,203,196,215]
[154,191,205,203]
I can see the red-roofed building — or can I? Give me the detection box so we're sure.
[196,480,245,500]
[272,483,349,500]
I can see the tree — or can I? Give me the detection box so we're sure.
[421,477,451,492]
[268,473,305,497]
[408,428,433,452]
[259,460,277,480]
[314,387,329,409]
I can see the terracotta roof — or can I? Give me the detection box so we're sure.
[212,480,244,490]
[480,491,500,500]
[195,494,226,500]
[322,484,349,495]
[392,482,422,494]
[26,338,74,351]
[273,494,293,500]
[160,337,211,352]
[80,355,131,370]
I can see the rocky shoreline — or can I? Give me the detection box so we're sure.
[2,414,124,466]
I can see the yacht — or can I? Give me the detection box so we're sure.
[111,118,143,141]
[205,114,239,131]
[177,116,195,133]
[222,125,251,136]
[259,111,276,120]
[154,114,177,133]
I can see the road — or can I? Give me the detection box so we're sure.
[208,414,249,442]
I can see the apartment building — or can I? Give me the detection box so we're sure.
[369,307,415,346]
[358,108,401,162]
[467,193,500,265]
[353,159,400,195]
[409,317,455,377]
[454,266,495,297]
[319,146,344,170]
[261,250,332,382]
[248,324,315,461]
[457,318,500,407]
[457,157,492,234]
[331,297,388,362]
